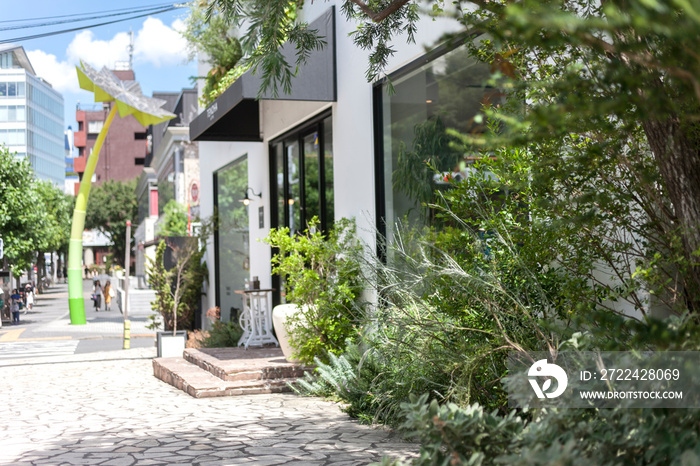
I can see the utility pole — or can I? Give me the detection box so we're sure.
[128,29,134,71]
[123,220,131,349]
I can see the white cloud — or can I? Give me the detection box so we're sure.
[26,17,190,94]
[134,17,189,68]
[66,30,131,69]
[26,49,81,94]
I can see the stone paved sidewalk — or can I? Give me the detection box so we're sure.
[0,348,418,465]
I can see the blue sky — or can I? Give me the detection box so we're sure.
[0,1,197,136]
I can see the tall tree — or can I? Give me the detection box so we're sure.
[85,179,138,267]
[0,149,71,284]
[0,149,40,275]
[34,180,73,290]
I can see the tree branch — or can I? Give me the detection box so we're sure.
[346,0,413,23]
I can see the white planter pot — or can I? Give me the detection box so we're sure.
[157,331,187,358]
[272,304,305,362]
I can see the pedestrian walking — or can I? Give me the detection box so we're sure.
[24,284,34,312]
[10,289,21,324]
[92,280,103,312]
[104,280,114,311]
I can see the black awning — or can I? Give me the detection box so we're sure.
[190,7,336,142]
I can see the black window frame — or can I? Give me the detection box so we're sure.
[268,109,333,233]
[268,109,333,306]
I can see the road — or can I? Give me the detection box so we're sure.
[0,279,155,359]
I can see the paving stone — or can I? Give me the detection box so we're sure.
[0,351,419,465]
[101,456,137,466]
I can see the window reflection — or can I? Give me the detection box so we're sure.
[270,114,334,233]
[380,41,498,243]
[286,140,300,234]
[215,156,249,323]
[323,116,334,225]
[303,132,320,223]
[269,113,334,306]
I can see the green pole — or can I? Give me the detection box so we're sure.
[68,105,118,325]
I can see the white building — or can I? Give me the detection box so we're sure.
[190,5,488,325]
[64,125,79,195]
[0,44,64,186]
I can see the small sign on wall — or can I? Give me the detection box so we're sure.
[258,206,264,229]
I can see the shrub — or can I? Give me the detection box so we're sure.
[201,321,244,348]
[264,217,364,364]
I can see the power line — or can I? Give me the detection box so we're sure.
[0,3,177,24]
[0,6,185,44]
[0,4,182,32]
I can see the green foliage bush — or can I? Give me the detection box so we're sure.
[158,200,189,237]
[293,218,559,425]
[181,3,243,106]
[384,323,700,466]
[201,321,244,348]
[264,217,364,364]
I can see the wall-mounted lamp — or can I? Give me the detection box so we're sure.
[240,187,262,205]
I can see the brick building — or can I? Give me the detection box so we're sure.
[73,69,148,189]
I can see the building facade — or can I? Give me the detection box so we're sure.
[190,5,483,325]
[134,88,200,289]
[64,125,78,195]
[0,44,64,186]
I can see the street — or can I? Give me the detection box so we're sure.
[0,282,418,465]
[0,279,155,359]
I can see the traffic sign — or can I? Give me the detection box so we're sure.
[191,182,199,203]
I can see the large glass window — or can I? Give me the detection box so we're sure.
[269,112,334,304]
[270,112,333,235]
[0,129,26,146]
[0,105,26,122]
[375,40,497,244]
[214,156,249,323]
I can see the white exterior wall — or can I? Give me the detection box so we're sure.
[197,3,466,316]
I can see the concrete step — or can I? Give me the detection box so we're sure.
[152,346,315,398]
[183,347,314,382]
[153,357,297,398]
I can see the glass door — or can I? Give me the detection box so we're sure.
[269,112,334,306]
[214,156,249,323]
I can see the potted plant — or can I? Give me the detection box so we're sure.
[264,217,364,365]
[147,238,207,357]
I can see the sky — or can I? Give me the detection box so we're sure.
[0,1,198,137]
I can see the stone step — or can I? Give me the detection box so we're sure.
[183,347,314,382]
[153,357,298,398]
